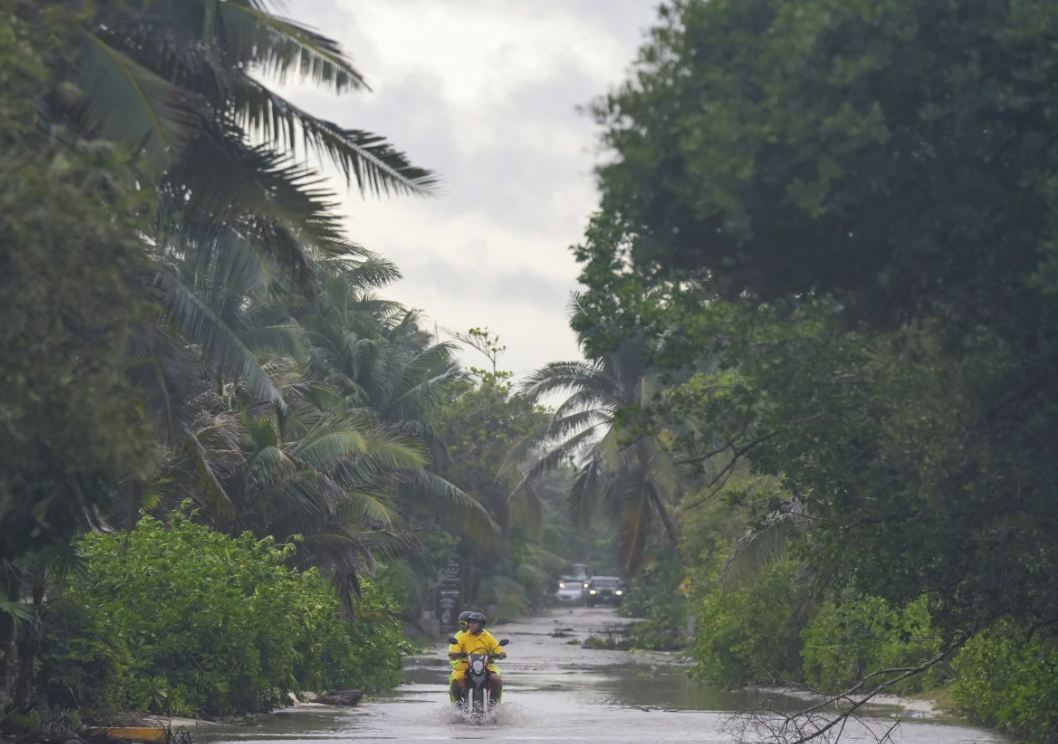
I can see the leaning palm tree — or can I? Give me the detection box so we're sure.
[45,0,440,436]
[297,268,501,545]
[509,334,684,573]
[151,387,433,616]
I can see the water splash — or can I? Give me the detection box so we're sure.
[433,702,527,727]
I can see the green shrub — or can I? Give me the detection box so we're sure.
[689,560,804,687]
[621,552,689,651]
[38,512,406,717]
[801,596,949,695]
[951,623,1058,744]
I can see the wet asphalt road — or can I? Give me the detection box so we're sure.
[195,606,998,744]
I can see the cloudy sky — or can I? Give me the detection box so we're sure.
[284,1,660,376]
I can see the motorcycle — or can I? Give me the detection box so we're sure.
[447,636,509,717]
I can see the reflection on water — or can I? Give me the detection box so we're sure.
[193,608,999,744]
[192,660,999,744]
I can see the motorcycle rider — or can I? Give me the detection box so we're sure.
[448,611,474,701]
[448,611,506,704]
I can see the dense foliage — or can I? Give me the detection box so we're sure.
[0,0,491,725]
[562,0,1058,740]
[38,512,406,718]
[0,0,151,585]
[801,597,948,696]
[425,336,611,620]
[690,560,804,688]
[951,623,1058,742]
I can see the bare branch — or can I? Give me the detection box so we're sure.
[724,635,966,744]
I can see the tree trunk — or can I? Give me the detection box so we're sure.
[646,481,682,552]
[634,441,683,555]
[0,576,22,708]
[13,582,44,711]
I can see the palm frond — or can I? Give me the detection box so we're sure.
[294,412,427,471]
[302,528,419,619]
[256,470,327,517]
[175,122,344,248]
[382,363,460,422]
[406,472,501,549]
[509,480,543,537]
[0,600,36,626]
[551,388,615,421]
[332,254,404,291]
[247,444,296,481]
[510,425,601,498]
[546,408,608,441]
[242,324,306,360]
[232,77,441,196]
[334,490,402,528]
[616,468,652,574]
[720,501,810,589]
[155,270,284,407]
[568,455,607,529]
[642,436,682,503]
[126,325,202,440]
[216,2,366,92]
[279,381,345,412]
[173,219,275,295]
[183,430,235,516]
[519,360,619,402]
[76,31,198,171]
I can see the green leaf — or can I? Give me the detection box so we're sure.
[77,31,197,172]
[155,270,285,408]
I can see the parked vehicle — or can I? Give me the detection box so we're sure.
[585,576,625,607]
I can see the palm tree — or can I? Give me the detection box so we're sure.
[46,0,440,436]
[64,0,447,528]
[510,335,684,573]
[296,267,501,544]
[3,0,438,706]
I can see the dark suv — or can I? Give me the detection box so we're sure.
[585,576,624,607]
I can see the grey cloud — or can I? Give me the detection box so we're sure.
[290,66,597,238]
[400,252,573,309]
[281,0,658,371]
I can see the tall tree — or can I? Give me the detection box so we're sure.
[575,0,1058,697]
[511,326,683,574]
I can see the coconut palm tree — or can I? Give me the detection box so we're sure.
[46,0,440,433]
[295,267,501,544]
[510,335,684,573]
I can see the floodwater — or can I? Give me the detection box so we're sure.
[194,607,999,744]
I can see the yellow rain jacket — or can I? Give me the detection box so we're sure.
[448,629,466,670]
[447,628,467,692]
[450,629,504,682]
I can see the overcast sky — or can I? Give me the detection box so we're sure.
[284,0,660,376]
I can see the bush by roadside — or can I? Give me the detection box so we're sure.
[684,563,1058,743]
[951,622,1058,744]
[689,559,804,687]
[35,511,407,719]
[801,596,951,696]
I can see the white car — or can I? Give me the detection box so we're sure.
[554,578,586,603]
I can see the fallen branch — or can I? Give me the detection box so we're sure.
[724,635,966,744]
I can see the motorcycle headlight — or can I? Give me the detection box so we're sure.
[616,590,623,596]
[589,590,597,595]
[558,582,565,588]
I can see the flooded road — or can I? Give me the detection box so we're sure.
[197,607,998,744]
